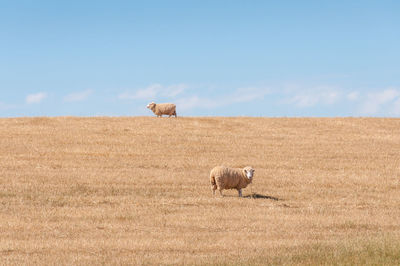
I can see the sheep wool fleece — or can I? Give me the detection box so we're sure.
[210,166,253,193]
[148,103,177,117]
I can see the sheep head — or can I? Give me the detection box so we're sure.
[243,166,255,180]
[146,102,156,111]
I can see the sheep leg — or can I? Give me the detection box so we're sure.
[238,189,242,197]
[218,189,223,197]
[211,185,217,196]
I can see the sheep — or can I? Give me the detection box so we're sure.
[146,102,177,117]
[209,166,255,197]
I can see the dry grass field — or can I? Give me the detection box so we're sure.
[1,116,400,265]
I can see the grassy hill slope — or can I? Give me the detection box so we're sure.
[1,117,400,265]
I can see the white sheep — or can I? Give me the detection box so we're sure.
[209,166,255,197]
[146,102,177,117]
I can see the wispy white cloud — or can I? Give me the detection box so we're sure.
[118,83,187,100]
[120,84,161,100]
[288,94,318,107]
[346,91,359,101]
[371,89,399,103]
[118,83,400,117]
[229,87,271,103]
[358,88,400,115]
[118,84,269,110]
[26,92,47,104]
[285,88,341,108]
[176,96,218,110]
[392,97,400,115]
[176,87,270,111]
[64,89,94,102]
[163,84,187,98]
[282,86,400,116]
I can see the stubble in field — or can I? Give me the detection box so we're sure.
[0,117,399,265]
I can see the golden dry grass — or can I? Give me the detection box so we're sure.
[1,116,400,265]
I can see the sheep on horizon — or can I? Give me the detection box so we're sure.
[209,166,255,197]
[146,102,177,117]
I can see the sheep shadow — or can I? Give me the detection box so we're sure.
[244,193,282,201]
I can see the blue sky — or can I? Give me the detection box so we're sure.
[1,0,400,117]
